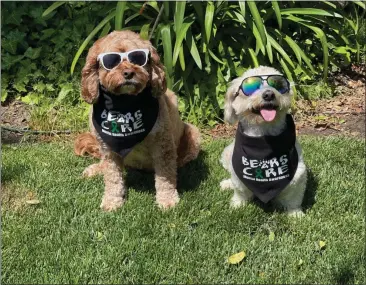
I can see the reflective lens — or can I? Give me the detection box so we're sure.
[241,77,262,96]
[267,75,289,94]
[101,54,121,70]
[128,50,148,66]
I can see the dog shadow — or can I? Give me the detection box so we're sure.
[124,151,209,195]
[331,254,364,285]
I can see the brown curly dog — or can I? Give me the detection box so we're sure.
[74,31,201,211]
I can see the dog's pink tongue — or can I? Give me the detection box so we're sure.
[260,109,277,121]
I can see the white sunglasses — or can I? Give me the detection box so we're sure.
[97,49,150,71]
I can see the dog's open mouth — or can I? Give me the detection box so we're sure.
[252,103,278,122]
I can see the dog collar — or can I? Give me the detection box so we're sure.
[231,114,299,203]
[92,84,159,157]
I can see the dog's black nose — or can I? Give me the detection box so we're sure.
[123,69,134,79]
[262,90,275,101]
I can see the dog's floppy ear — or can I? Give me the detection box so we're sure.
[149,46,167,96]
[81,42,101,104]
[224,78,241,125]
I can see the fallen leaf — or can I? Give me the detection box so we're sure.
[259,272,265,278]
[228,251,246,265]
[319,240,326,250]
[298,259,304,266]
[269,231,275,242]
[96,231,104,242]
[25,199,40,205]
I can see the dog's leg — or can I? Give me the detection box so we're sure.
[82,162,105,178]
[274,167,307,217]
[220,179,234,191]
[151,136,180,209]
[100,154,126,212]
[230,188,253,208]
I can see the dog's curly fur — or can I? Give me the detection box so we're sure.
[220,66,307,217]
[75,31,201,211]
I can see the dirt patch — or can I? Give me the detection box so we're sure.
[1,101,32,144]
[1,183,39,212]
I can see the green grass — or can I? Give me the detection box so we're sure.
[1,136,365,284]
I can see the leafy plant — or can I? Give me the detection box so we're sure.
[2,1,364,128]
[64,1,363,125]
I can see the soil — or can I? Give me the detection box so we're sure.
[1,101,32,144]
[1,65,365,144]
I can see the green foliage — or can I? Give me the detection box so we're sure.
[1,1,364,127]
[1,1,114,107]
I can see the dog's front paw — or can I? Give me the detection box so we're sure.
[287,208,305,218]
[230,194,249,209]
[100,196,125,212]
[220,179,234,191]
[156,191,180,210]
[82,163,103,178]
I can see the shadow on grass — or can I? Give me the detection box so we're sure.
[333,255,364,285]
[1,163,30,184]
[303,168,318,211]
[124,150,209,195]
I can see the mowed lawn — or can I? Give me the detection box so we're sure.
[1,136,365,284]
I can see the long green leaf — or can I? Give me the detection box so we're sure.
[161,25,173,77]
[281,8,342,18]
[266,40,273,64]
[279,58,297,100]
[178,46,185,71]
[272,0,282,30]
[247,1,267,46]
[147,1,159,13]
[238,1,246,18]
[353,1,366,9]
[163,1,170,19]
[71,11,116,75]
[172,20,194,66]
[246,17,266,55]
[125,12,140,24]
[140,23,151,40]
[299,23,329,81]
[174,1,186,33]
[205,2,215,43]
[186,28,202,69]
[306,15,350,45]
[282,34,315,73]
[115,1,127,31]
[99,23,111,38]
[208,49,224,64]
[42,1,66,17]
[248,48,259,67]
[322,1,337,9]
[267,34,295,68]
[283,36,301,63]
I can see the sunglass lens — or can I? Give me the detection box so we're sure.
[128,51,147,66]
[241,77,262,96]
[267,75,289,94]
[102,54,121,70]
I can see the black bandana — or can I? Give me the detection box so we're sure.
[92,84,159,157]
[232,114,299,203]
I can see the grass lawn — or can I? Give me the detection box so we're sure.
[1,136,365,284]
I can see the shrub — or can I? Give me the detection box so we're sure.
[2,1,364,127]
